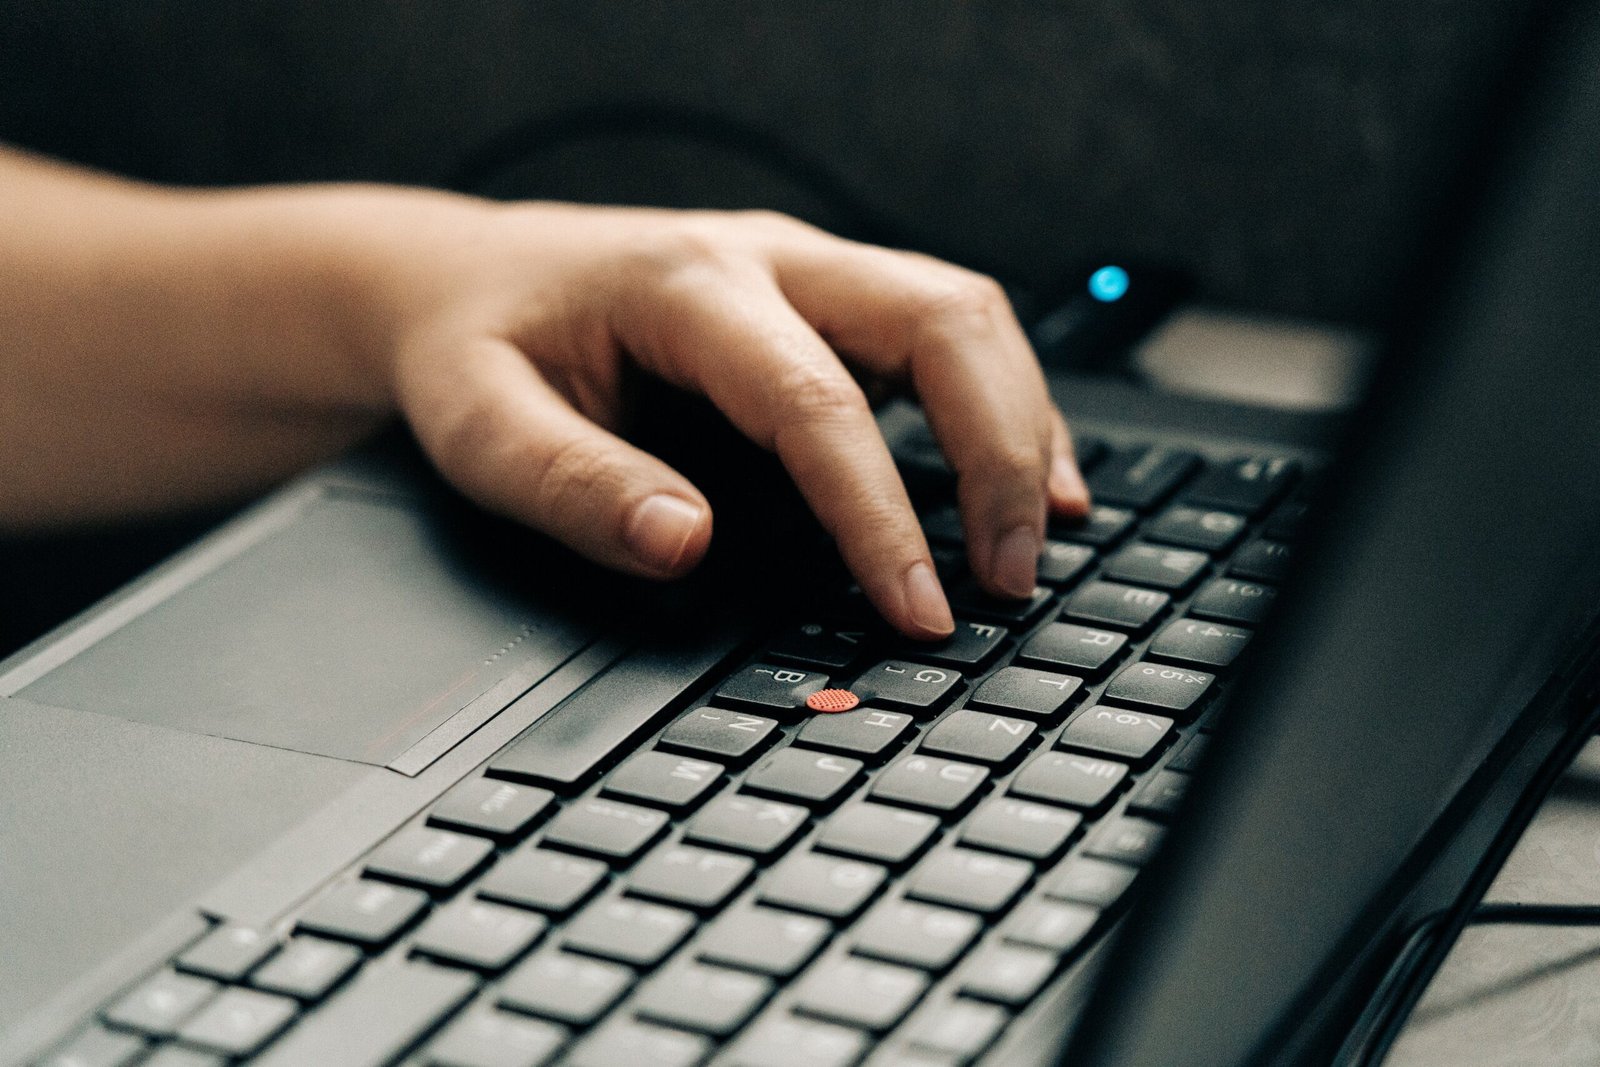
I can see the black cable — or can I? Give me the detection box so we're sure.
[1336,689,1600,1067]
[1471,901,1600,926]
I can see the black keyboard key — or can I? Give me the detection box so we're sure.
[931,543,969,579]
[851,899,982,971]
[1167,733,1212,773]
[1073,435,1108,470]
[1102,661,1215,721]
[968,666,1084,720]
[563,1020,708,1067]
[765,621,873,671]
[852,660,963,713]
[958,797,1083,861]
[250,938,362,1002]
[716,663,829,714]
[1230,538,1294,582]
[1061,580,1170,633]
[422,1007,567,1067]
[725,1016,867,1067]
[1129,769,1192,821]
[633,960,773,1037]
[562,898,695,968]
[893,620,1009,671]
[411,898,548,972]
[40,1027,148,1067]
[956,944,1057,1006]
[1088,447,1200,510]
[905,848,1032,916]
[657,706,779,766]
[1037,541,1096,586]
[920,505,966,545]
[499,951,632,1026]
[1182,455,1299,516]
[174,987,298,1057]
[366,827,494,893]
[1016,622,1128,677]
[626,844,754,912]
[602,751,724,813]
[918,709,1036,766]
[477,849,608,916]
[1009,751,1127,813]
[1265,498,1311,540]
[1147,618,1252,669]
[743,747,865,808]
[793,957,929,1032]
[903,997,1009,1061]
[870,754,989,816]
[758,851,887,920]
[795,707,915,761]
[1057,704,1175,765]
[1001,899,1100,956]
[428,778,555,842]
[252,962,477,1067]
[1142,505,1248,553]
[1101,543,1209,592]
[1041,856,1139,908]
[685,795,809,858]
[539,798,669,864]
[1084,816,1168,866]
[813,801,940,867]
[102,970,218,1037]
[948,580,1053,625]
[486,643,732,792]
[1052,504,1136,547]
[297,880,430,948]
[174,925,277,983]
[696,905,831,978]
[1190,577,1278,625]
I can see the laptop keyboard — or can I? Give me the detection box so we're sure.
[45,435,1309,1067]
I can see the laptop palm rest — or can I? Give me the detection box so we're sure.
[0,487,596,1039]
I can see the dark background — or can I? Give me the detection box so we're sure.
[0,1,1524,653]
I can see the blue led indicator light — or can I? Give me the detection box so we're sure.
[1088,265,1130,303]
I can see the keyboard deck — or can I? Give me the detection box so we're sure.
[45,435,1311,1067]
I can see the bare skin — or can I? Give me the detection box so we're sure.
[0,145,1090,639]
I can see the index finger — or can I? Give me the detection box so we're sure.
[773,240,1090,597]
[611,260,957,640]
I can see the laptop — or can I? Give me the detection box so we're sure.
[4,3,1598,1065]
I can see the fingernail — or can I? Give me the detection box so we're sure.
[902,561,955,637]
[1051,454,1086,500]
[991,524,1041,598]
[625,494,703,574]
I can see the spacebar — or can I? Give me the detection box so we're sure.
[253,962,476,1067]
[486,635,739,791]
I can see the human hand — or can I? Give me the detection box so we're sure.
[0,151,1088,638]
[324,194,1090,638]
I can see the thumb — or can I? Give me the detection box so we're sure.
[402,337,713,578]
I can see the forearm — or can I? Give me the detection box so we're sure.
[0,147,395,526]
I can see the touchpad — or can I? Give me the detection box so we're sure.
[18,490,594,766]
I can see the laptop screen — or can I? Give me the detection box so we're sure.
[1067,5,1600,1064]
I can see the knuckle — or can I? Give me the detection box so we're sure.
[430,398,507,487]
[739,208,814,237]
[976,441,1047,484]
[633,226,737,283]
[530,435,621,514]
[911,270,1008,323]
[779,362,869,423]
